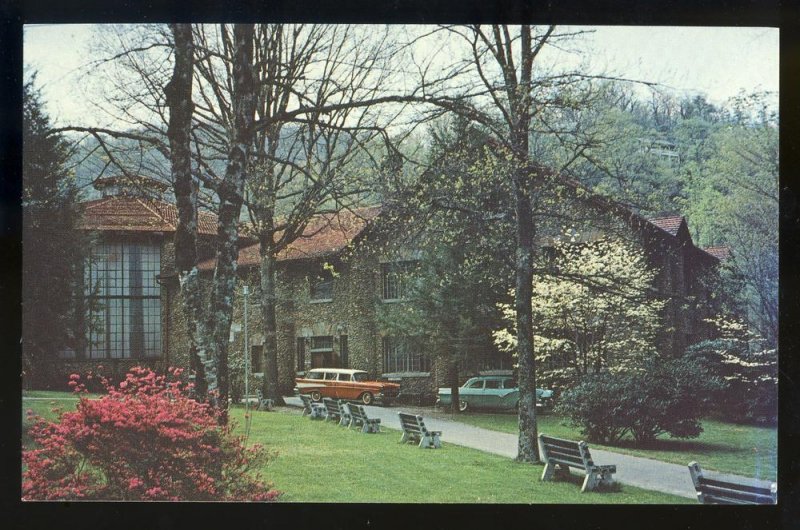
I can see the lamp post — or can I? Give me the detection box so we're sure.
[243,285,249,404]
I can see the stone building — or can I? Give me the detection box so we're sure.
[190,198,728,401]
[194,205,441,400]
[41,176,728,399]
[50,176,239,387]
[642,215,725,356]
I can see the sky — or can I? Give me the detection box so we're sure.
[23,24,779,127]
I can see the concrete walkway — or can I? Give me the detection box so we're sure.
[283,397,773,500]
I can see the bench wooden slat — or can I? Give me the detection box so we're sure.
[547,454,587,468]
[542,438,595,465]
[540,435,585,448]
[702,495,753,505]
[299,394,326,419]
[322,398,349,426]
[699,477,774,496]
[543,445,583,459]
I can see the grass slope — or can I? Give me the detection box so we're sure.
[446,412,777,481]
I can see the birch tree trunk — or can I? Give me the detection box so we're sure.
[165,23,216,401]
[207,24,256,424]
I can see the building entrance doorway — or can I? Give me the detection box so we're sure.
[311,351,334,368]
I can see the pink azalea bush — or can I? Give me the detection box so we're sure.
[22,367,280,501]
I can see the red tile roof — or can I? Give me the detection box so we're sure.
[702,246,731,260]
[197,205,382,271]
[80,195,218,235]
[647,215,685,236]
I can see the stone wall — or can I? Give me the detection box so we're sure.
[194,239,475,401]
[223,248,385,396]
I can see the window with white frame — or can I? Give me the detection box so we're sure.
[83,241,161,359]
[382,336,430,373]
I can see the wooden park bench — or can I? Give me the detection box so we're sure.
[299,394,326,419]
[256,389,274,411]
[322,398,349,425]
[239,390,273,411]
[688,462,777,504]
[338,400,353,427]
[538,434,616,492]
[347,403,381,433]
[398,412,442,449]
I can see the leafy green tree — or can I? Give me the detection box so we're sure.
[681,95,778,346]
[22,74,89,388]
[560,84,684,215]
[708,125,777,346]
[404,25,615,461]
[494,236,665,390]
[555,85,777,348]
[370,116,514,412]
[378,241,507,413]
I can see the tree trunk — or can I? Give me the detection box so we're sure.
[259,240,285,405]
[165,23,216,401]
[511,24,540,464]
[449,356,460,414]
[207,24,256,424]
[513,168,539,463]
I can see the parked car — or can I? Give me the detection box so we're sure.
[294,368,400,406]
[436,375,554,412]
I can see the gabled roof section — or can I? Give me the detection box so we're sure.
[647,215,686,237]
[702,246,731,261]
[197,205,382,271]
[80,195,218,235]
[645,214,696,247]
[555,174,699,250]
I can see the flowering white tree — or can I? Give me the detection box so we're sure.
[494,235,665,389]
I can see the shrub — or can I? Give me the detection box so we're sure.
[550,374,630,444]
[556,358,721,446]
[685,338,777,425]
[22,367,280,501]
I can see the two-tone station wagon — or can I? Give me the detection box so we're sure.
[437,375,554,412]
[294,368,400,406]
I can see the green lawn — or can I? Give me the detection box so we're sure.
[21,394,689,503]
[445,411,777,481]
[229,407,690,503]
[22,392,96,447]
